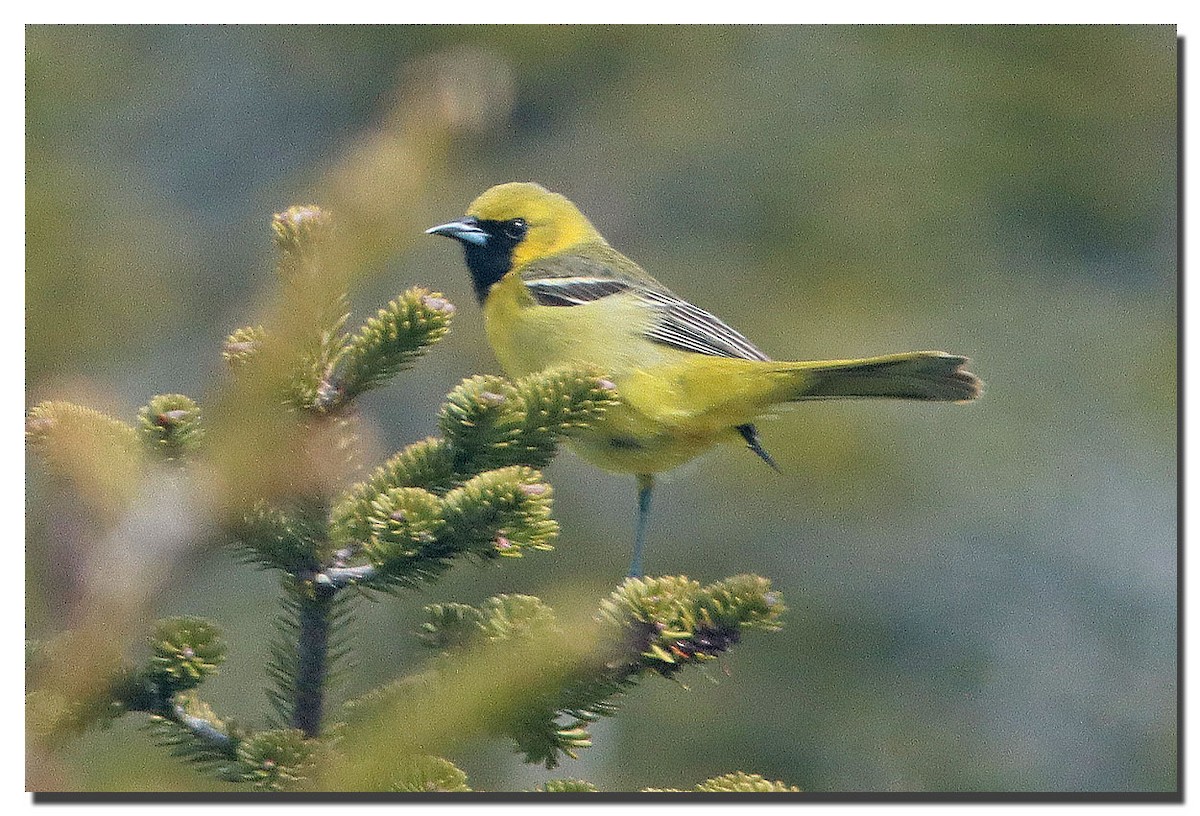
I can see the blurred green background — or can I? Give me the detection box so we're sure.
[26,25,1176,793]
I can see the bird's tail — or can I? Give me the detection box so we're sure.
[789,351,982,403]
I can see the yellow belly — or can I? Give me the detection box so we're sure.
[481,273,795,474]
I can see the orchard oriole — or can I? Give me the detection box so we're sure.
[428,182,980,576]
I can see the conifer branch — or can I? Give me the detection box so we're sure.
[316,564,378,589]
[537,779,599,793]
[639,772,802,793]
[142,695,239,772]
[111,620,241,769]
[146,616,228,692]
[231,500,328,573]
[137,394,204,462]
[226,729,314,790]
[387,755,471,792]
[270,205,352,413]
[692,771,802,792]
[265,589,304,726]
[330,439,457,544]
[416,575,786,768]
[438,367,617,473]
[223,325,267,366]
[26,400,144,514]
[330,367,617,550]
[170,700,235,752]
[339,466,559,590]
[334,288,455,403]
[292,584,336,738]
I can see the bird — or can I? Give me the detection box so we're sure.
[427,182,981,577]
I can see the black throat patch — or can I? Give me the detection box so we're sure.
[462,219,523,303]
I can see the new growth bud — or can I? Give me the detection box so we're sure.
[222,325,266,366]
[147,616,227,692]
[272,205,331,263]
[138,394,203,462]
[420,295,456,315]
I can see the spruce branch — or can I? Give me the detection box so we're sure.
[316,564,378,589]
[222,325,266,366]
[26,400,140,454]
[265,578,356,740]
[387,755,471,792]
[137,394,203,462]
[28,196,793,793]
[26,634,164,743]
[537,779,599,793]
[146,616,228,694]
[109,623,240,772]
[26,400,144,513]
[693,771,802,792]
[343,467,558,590]
[418,595,558,658]
[265,588,304,726]
[474,595,560,642]
[226,729,314,790]
[127,620,320,790]
[330,438,457,544]
[331,366,616,550]
[508,367,620,467]
[287,321,350,413]
[638,772,803,792]
[417,603,488,652]
[37,612,316,791]
[270,205,352,413]
[272,205,333,273]
[439,367,617,473]
[147,704,317,791]
[26,675,133,743]
[416,575,785,768]
[168,699,235,754]
[291,584,336,738]
[438,466,558,560]
[438,375,522,472]
[231,500,330,573]
[359,486,446,574]
[335,287,455,402]
[143,695,239,772]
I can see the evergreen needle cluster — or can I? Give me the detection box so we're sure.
[410,574,786,768]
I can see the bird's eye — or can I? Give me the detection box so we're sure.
[504,218,528,240]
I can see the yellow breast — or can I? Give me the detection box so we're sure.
[482,272,656,378]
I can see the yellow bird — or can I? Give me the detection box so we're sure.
[428,182,981,576]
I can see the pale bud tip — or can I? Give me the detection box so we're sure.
[421,295,456,315]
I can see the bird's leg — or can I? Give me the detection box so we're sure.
[629,473,654,578]
[736,423,780,472]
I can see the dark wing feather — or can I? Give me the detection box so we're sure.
[526,276,633,306]
[521,249,769,362]
[639,290,771,362]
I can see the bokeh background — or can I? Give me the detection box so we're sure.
[26,25,1177,793]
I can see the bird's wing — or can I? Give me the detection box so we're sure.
[522,255,770,362]
[523,275,632,306]
[636,290,771,362]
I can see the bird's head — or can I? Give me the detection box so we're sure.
[427,182,603,302]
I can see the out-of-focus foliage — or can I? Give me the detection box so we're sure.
[27,25,1175,793]
[325,576,782,788]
